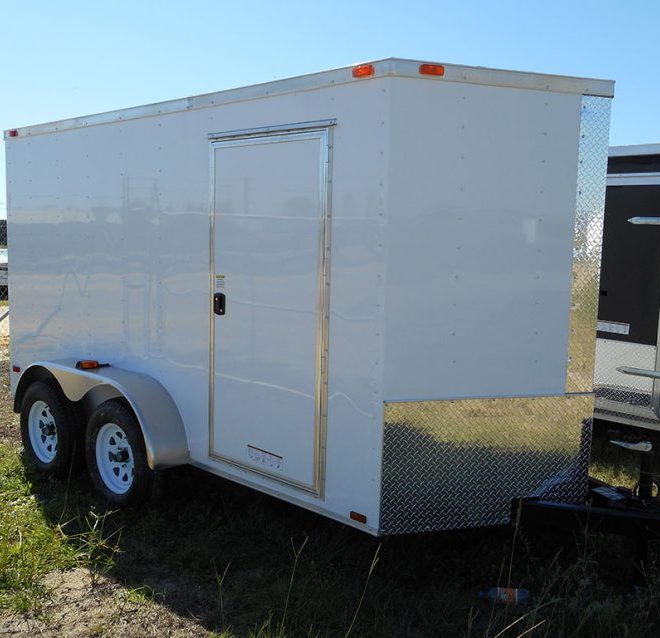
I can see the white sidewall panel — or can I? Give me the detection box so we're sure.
[384,78,582,400]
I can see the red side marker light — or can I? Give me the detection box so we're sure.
[419,63,445,77]
[12,365,21,373]
[7,130,18,138]
[76,360,101,370]
[352,64,375,78]
[350,511,367,524]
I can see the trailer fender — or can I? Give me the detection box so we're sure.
[15,360,189,470]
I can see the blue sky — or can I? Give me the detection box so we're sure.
[1,0,658,217]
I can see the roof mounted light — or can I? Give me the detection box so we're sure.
[7,130,18,138]
[419,63,445,77]
[352,64,375,79]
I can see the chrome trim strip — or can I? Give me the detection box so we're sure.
[611,172,660,179]
[652,299,660,417]
[617,366,660,380]
[628,216,660,225]
[207,124,332,496]
[315,125,333,499]
[593,407,660,430]
[208,119,336,141]
[609,144,660,157]
[4,59,613,138]
[595,396,658,423]
[608,174,660,186]
[565,95,612,393]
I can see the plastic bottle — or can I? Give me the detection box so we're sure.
[477,587,530,605]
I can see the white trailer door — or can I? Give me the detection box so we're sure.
[209,126,331,494]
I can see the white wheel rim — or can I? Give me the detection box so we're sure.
[96,423,135,494]
[28,400,58,463]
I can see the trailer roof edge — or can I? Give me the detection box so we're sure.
[4,58,615,139]
[609,143,660,157]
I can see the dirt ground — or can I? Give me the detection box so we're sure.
[0,569,210,638]
[0,340,217,637]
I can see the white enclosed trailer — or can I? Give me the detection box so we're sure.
[4,59,613,535]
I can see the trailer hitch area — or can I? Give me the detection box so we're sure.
[513,436,660,584]
[514,435,660,531]
[512,438,660,583]
[608,438,658,504]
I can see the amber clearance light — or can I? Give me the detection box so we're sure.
[419,63,445,76]
[352,63,375,78]
[350,511,367,524]
[76,360,101,370]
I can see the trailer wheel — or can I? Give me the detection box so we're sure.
[20,380,84,478]
[86,400,153,506]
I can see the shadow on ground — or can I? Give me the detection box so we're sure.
[26,446,657,638]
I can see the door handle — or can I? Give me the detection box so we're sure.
[214,292,226,316]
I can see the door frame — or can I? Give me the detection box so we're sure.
[206,120,335,496]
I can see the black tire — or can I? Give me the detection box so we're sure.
[85,400,154,507]
[20,380,84,478]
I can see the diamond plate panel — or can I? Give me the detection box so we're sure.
[380,395,593,534]
[566,96,612,393]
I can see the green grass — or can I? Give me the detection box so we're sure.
[589,431,646,489]
[0,443,78,613]
[2,436,660,636]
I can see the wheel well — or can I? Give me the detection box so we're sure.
[15,362,189,469]
[13,366,59,413]
[15,367,137,427]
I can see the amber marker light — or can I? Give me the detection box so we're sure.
[352,63,375,78]
[75,360,101,370]
[419,63,445,76]
[350,511,367,524]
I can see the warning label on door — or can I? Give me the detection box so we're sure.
[215,274,225,292]
[247,445,283,472]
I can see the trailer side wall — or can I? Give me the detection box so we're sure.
[6,79,392,532]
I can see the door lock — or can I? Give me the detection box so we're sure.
[214,292,226,316]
